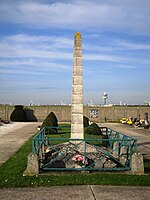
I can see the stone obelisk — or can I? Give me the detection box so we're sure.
[71,32,84,140]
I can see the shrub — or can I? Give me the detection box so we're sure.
[10,105,26,122]
[84,123,102,135]
[41,112,58,134]
[83,116,89,127]
[24,108,37,122]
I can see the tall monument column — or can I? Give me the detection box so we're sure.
[71,32,84,140]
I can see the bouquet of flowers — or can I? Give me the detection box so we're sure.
[72,154,88,166]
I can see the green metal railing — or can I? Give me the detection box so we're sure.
[32,126,137,172]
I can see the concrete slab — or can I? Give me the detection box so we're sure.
[0,186,95,200]
[0,122,40,165]
[0,186,150,200]
[91,185,150,200]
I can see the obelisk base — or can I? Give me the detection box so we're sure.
[71,106,84,140]
[70,125,84,140]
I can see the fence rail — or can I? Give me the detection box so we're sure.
[32,126,137,172]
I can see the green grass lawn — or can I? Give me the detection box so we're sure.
[0,129,150,188]
[46,125,103,146]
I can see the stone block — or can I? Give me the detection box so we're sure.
[72,85,83,95]
[112,141,119,158]
[73,76,82,85]
[73,67,82,76]
[74,58,82,66]
[70,132,84,140]
[72,95,83,104]
[71,113,83,124]
[71,124,84,133]
[72,104,83,114]
[74,50,82,57]
[131,153,144,174]
[23,153,39,176]
[120,146,127,165]
[75,32,81,39]
[74,40,81,48]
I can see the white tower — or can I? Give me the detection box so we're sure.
[102,92,108,105]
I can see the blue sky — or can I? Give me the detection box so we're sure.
[0,0,150,105]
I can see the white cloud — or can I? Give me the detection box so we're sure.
[0,0,150,34]
[113,40,150,51]
[6,34,73,47]
[1,1,150,105]
[1,34,150,69]
[0,34,73,59]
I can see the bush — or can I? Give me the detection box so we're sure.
[10,105,26,122]
[83,116,89,127]
[84,123,102,135]
[24,108,37,122]
[41,112,58,134]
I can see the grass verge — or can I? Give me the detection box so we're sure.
[0,133,150,188]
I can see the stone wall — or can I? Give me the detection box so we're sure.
[0,105,150,122]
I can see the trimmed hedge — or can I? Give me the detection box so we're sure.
[41,112,58,134]
[83,116,89,127]
[10,105,37,122]
[10,105,26,122]
[84,123,102,135]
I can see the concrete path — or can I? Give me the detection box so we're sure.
[0,122,40,165]
[0,185,150,200]
[99,123,150,159]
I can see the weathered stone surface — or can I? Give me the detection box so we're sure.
[71,124,84,133]
[71,33,84,140]
[71,104,83,114]
[119,146,127,165]
[131,153,144,174]
[70,132,84,140]
[72,95,83,104]
[73,51,82,57]
[72,85,83,95]
[73,67,82,76]
[73,76,82,85]
[94,158,116,169]
[73,58,82,66]
[112,141,119,158]
[71,113,83,124]
[23,153,39,176]
[103,159,117,168]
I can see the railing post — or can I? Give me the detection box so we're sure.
[32,139,35,154]
[84,140,86,170]
[135,139,138,154]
